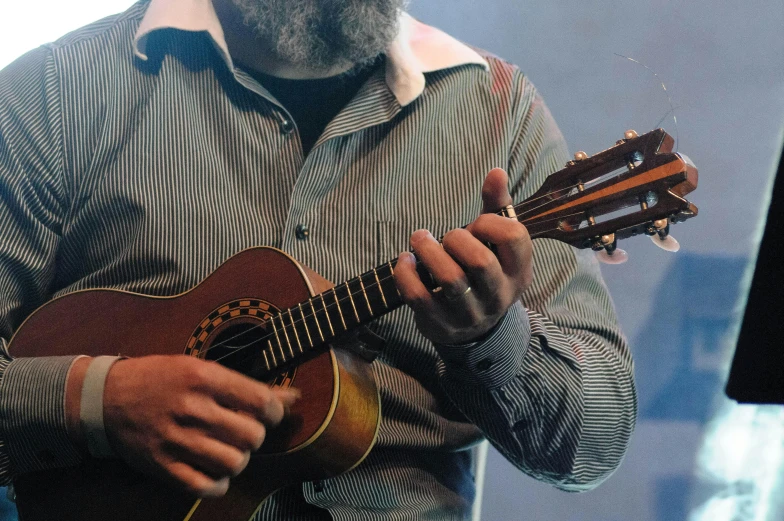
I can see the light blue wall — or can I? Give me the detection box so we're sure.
[408,1,784,520]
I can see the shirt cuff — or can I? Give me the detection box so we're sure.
[0,356,84,476]
[435,300,531,389]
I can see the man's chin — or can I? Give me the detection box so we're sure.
[232,0,402,72]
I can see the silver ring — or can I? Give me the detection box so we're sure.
[445,286,472,301]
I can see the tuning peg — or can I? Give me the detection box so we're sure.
[596,248,629,264]
[650,234,680,252]
[646,219,680,252]
[592,233,629,265]
[574,151,589,161]
[617,130,640,145]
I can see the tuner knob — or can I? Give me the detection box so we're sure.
[596,248,629,264]
[593,234,629,265]
[646,220,680,252]
[624,130,639,140]
[650,234,680,252]
[574,151,589,161]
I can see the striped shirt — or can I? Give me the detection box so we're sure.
[0,1,637,519]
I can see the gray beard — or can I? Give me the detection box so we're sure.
[230,0,406,71]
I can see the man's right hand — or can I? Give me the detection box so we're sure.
[67,355,298,498]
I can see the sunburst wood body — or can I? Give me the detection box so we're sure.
[10,247,380,521]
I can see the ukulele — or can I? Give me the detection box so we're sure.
[10,128,697,521]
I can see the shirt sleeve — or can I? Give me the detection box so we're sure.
[434,77,637,491]
[0,46,84,485]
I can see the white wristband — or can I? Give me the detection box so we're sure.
[79,355,123,458]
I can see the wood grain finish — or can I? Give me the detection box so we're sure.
[11,247,380,521]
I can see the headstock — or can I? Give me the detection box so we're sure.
[511,128,698,263]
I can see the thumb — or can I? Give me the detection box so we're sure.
[481,168,513,214]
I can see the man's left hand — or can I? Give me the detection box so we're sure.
[394,168,533,345]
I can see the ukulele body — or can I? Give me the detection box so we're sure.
[10,247,380,521]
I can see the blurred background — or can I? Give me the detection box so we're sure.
[2,0,783,519]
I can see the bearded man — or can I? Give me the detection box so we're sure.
[0,0,637,519]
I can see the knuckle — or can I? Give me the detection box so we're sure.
[506,222,529,243]
[441,229,464,248]
[440,268,464,287]
[172,394,201,423]
[407,289,431,311]
[160,422,181,446]
[152,451,171,471]
[476,214,496,229]
[465,249,495,273]
[184,359,212,388]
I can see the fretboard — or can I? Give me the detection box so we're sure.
[259,260,415,372]
[258,204,548,372]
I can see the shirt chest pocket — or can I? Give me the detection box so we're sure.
[375,220,460,268]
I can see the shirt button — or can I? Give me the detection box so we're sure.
[313,480,325,493]
[295,224,310,240]
[280,118,295,135]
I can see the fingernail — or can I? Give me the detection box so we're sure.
[399,251,416,264]
[206,478,230,498]
[410,229,433,245]
[277,387,301,404]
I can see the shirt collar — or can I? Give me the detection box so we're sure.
[133,0,489,106]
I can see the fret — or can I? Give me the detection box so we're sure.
[388,261,402,298]
[332,288,348,330]
[286,309,303,353]
[271,317,286,362]
[310,299,325,342]
[320,294,336,336]
[375,262,403,308]
[277,314,295,359]
[267,340,278,367]
[358,276,373,316]
[373,267,388,309]
[298,303,314,347]
[262,344,272,372]
[344,281,361,323]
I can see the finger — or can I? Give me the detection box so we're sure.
[166,460,230,498]
[482,168,513,214]
[179,400,267,452]
[441,228,503,300]
[167,430,251,479]
[468,214,532,286]
[393,251,436,312]
[409,229,470,299]
[194,363,297,426]
[272,386,301,408]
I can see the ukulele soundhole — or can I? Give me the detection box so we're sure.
[184,298,295,387]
